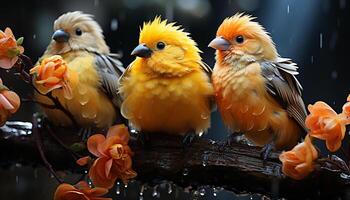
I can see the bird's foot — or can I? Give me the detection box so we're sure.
[260,142,275,162]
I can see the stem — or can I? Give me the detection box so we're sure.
[32,114,63,184]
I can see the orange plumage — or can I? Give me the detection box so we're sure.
[209,13,307,150]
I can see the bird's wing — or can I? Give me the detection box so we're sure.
[260,57,307,132]
[94,53,125,107]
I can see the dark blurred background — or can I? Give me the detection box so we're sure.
[0,0,349,199]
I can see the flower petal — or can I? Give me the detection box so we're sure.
[87,134,106,157]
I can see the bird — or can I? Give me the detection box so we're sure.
[119,17,214,139]
[33,11,125,130]
[209,13,307,157]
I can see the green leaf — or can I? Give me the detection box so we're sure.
[16,37,24,45]
[70,142,86,152]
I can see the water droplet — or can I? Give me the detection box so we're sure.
[331,70,338,79]
[139,184,146,197]
[199,188,206,196]
[213,187,218,197]
[15,175,19,184]
[202,153,209,167]
[320,33,323,48]
[182,168,189,176]
[33,34,36,39]
[168,183,173,194]
[201,112,209,120]
[116,182,121,195]
[87,179,92,187]
[110,19,119,31]
[287,5,290,14]
[310,56,314,64]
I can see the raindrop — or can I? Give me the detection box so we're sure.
[33,34,36,39]
[250,195,253,200]
[202,153,209,167]
[124,183,128,196]
[213,187,218,197]
[87,179,92,187]
[168,183,173,194]
[84,170,88,174]
[110,19,118,31]
[94,0,99,7]
[199,187,206,196]
[182,168,189,176]
[139,184,146,197]
[33,168,38,179]
[152,185,159,198]
[116,182,121,195]
[287,5,290,14]
[310,56,314,64]
[320,33,323,49]
[15,175,19,184]
[331,70,338,79]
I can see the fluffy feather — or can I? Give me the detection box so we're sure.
[119,17,214,135]
[211,13,306,150]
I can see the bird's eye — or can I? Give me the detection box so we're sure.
[75,28,82,36]
[156,42,166,50]
[235,35,244,44]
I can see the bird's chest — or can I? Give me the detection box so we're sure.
[213,63,266,101]
[212,63,272,131]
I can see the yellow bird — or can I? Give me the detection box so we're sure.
[34,11,124,129]
[209,14,307,156]
[119,17,214,137]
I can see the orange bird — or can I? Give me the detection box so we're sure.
[209,13,307,157]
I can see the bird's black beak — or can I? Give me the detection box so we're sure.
[208,36,231,51]
[131,43,152,58]
[52,29,70,43]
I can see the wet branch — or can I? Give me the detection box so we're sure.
[1,121,350,199]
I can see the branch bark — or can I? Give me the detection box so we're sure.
[1,121,350,199]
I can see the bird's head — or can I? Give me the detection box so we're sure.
[46,11,109,55]
[209,13,278,65]
[131,17,202,77]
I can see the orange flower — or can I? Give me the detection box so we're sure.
[87,125,137,189]
[54,181,111,200]
[305,101,346,152]
[30,55,77,99]
[279,135,318,180]
[0,79,20,126]
[342,94,350,124]
[0,27,24,69]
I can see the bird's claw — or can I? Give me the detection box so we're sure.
[260,142,274,162]
[182,132,197,148]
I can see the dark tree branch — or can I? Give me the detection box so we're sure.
[1,121,350,199]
